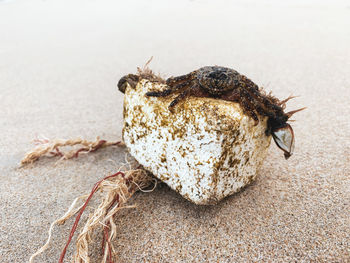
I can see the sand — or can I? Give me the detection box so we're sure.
[0,0,349,262]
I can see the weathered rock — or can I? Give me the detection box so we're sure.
[122,79,271,205]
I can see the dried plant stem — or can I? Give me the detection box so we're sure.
[21,137,124,166]
[29,169,154,263]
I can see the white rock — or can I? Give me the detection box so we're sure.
[122,79,271,205]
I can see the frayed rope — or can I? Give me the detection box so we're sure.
[23,137,156,262]
[21,137,124,166]
[29,168,155,263]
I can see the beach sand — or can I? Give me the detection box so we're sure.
[0,0,349,262]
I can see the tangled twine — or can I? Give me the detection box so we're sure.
[24,59,162,262]
[23,138,156,262]
[20,137,124,166]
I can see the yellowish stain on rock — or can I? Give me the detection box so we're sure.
[122,79,271,205]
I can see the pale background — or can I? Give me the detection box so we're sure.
[0,0,349,262]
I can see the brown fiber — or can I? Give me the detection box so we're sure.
[29,167,155,263]
[21,137,124,166]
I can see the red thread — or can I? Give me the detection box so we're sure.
[74,140,121,158]
[58,171,124,263]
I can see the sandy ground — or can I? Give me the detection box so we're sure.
[1,0,349,262]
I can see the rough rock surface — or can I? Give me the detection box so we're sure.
[122,80,271,204]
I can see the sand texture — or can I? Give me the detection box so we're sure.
[0,0,349,262]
